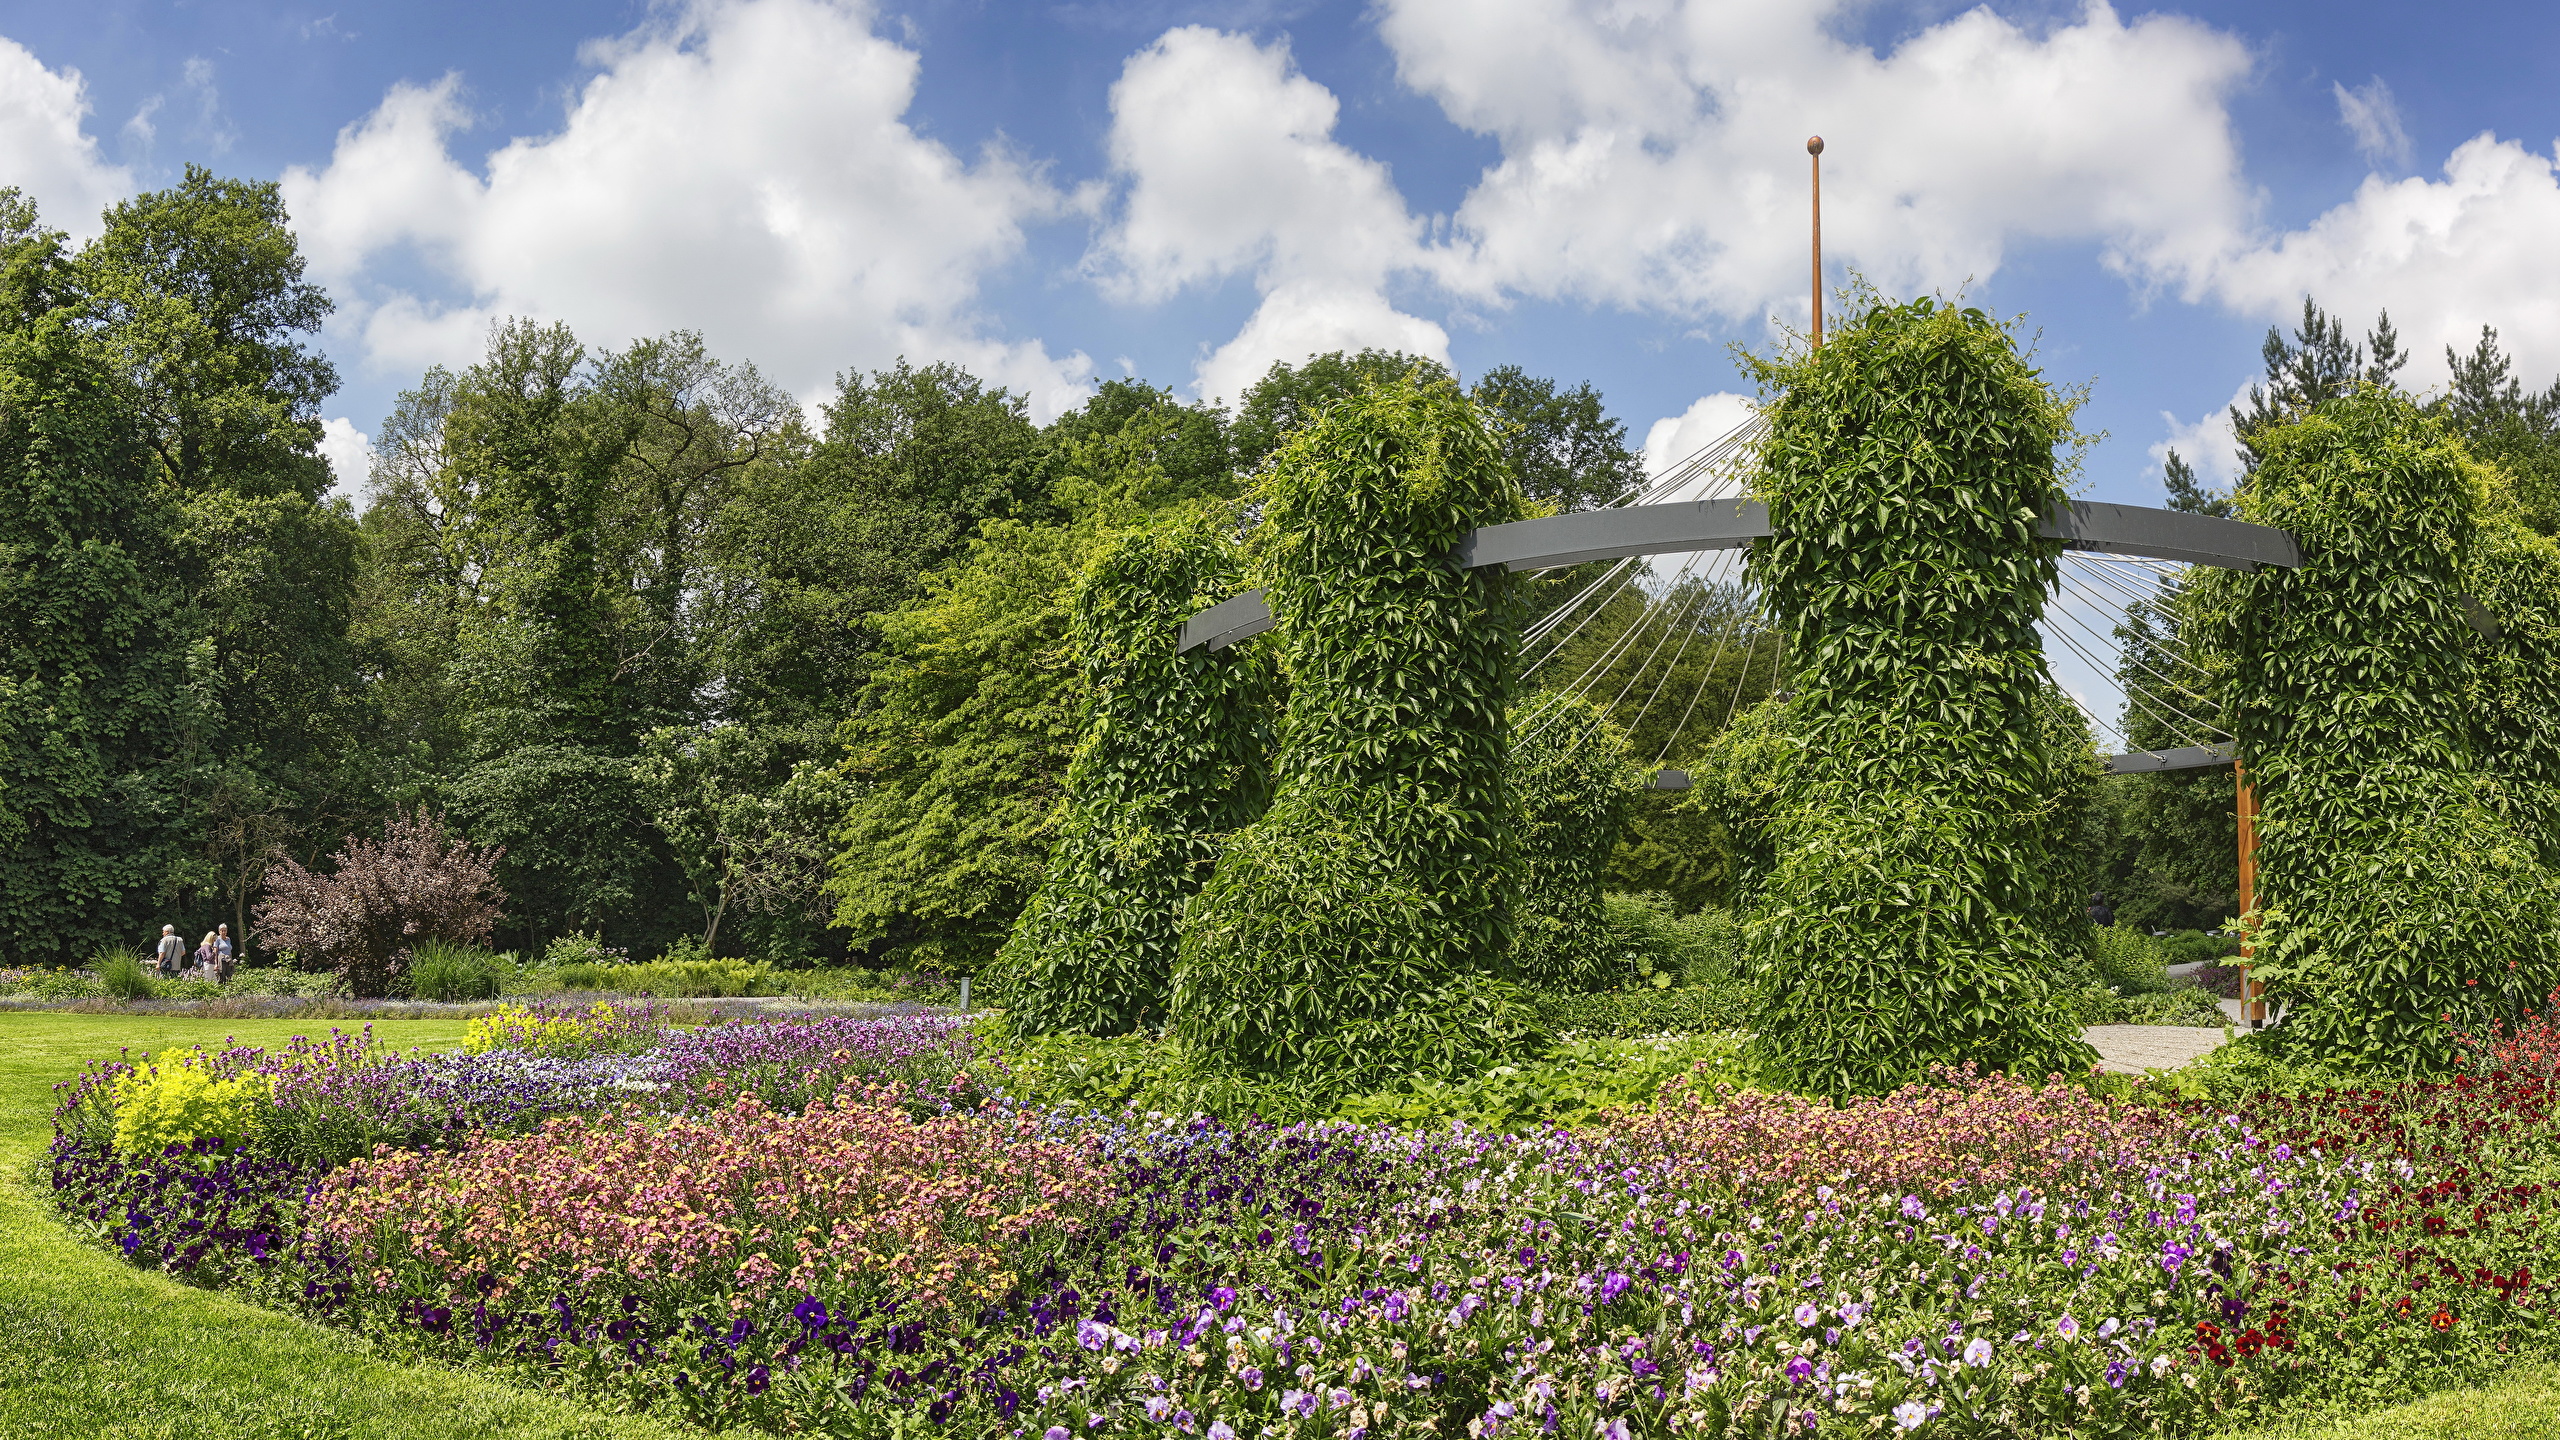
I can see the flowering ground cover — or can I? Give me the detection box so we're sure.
[33,1001,2560,1439]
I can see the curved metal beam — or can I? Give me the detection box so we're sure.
[1174,500,2301,650]
[2041,501,2299,571]
[2102,744,2234,774]
[1455,498,1772,572]
[1179,588,1275,653]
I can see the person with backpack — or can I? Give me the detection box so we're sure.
[192,931,220,979]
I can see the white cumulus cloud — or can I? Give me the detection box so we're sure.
[2149,381,2255,493]
[2196,133,2560,396]
[0,35,134,239]
[1378,0,2260,328]
[1642,393,1757,493]
[1091,26,1449,403]
[280,0,1093,419]
[318,416,372,497]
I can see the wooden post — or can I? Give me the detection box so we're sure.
[2235,763,2262,1027]
[1807,136,1826,348]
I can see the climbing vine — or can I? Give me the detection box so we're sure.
[1172,374,1528,1082]
[2193,389,2560,1069]
[991,510,1277,1036]
[1737,295,2100,1096]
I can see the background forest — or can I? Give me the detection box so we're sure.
[6,170,2556,975]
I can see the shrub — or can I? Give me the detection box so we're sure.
[2158,928,2242,967]
[542,930,623,968]
[1331,1032,1754,1132]
[461,1001,662,1059]
[1507,698,1636,991]
[1739,296,2100,1095]
[995,511,1276,1037]
[254,808,506,997]
[108,1047,270,1155]
[2087,925,2173,994]
[1600,892,1738,990]
[403,939,503,1001]
[1529,981,1750,1038]
[94,946,154,1000]
[620,957,771,997]
[1174,373,1526,1080]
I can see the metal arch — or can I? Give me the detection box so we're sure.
[1179,589,1276,653]
[2040,502,2300,571]
[1174,500,2301,652]
[2101,744,2235,774]
[1456,498,1772,571]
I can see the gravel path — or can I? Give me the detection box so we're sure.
[2083,1024,2235,1074]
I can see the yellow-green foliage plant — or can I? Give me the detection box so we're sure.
[993,510,1278,1035]
[462,1001,650,1058]
[1173,373,1532,1086]
[1739,295,2102,1096]
[1507,695,1639,991]
[2192,390,2560,1070]
[110,1047,270,1154]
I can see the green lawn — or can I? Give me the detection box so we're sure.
[2,1011,2554,1440]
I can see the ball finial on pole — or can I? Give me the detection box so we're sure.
[1807,136,1825,348]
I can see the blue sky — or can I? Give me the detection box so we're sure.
[2,0,2554,529]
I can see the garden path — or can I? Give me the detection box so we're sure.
[2083,1023,2232,1074]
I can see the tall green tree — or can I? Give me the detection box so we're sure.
[825,381,1239,970]
[73,168,370,950]
[0,191,196,963]
[2432,326,2560,535]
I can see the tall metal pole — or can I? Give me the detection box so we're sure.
[2235,763,2262,1028]
[1808,136,1825,348]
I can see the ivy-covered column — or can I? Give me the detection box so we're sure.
[1172,375,1527,1084]
[2195,390,2560,1069]
[1742,297,2099,1096]
[991,512,1277,1036]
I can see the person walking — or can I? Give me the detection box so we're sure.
[192,931,219,980]
[214,923,236,982]
[154,925,187,978]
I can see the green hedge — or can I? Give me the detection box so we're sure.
[1737,296,2100,1095]
[1173,374,1526,1082]
[993,512,1277,1035]
[1528,982,1750,1038]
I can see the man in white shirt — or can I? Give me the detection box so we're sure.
[154,925,187,978]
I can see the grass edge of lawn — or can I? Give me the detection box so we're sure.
[0,1013,707,1440]
[2216,1364,2560,1440]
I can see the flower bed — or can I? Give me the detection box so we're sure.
[43,1000,2560,1438]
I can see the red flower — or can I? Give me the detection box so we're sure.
[2430,1309,2456,1332]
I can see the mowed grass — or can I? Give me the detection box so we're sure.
[3,1013,2557,1440]
[2221,1367,2560,1440]
[0,1013,702,1440]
